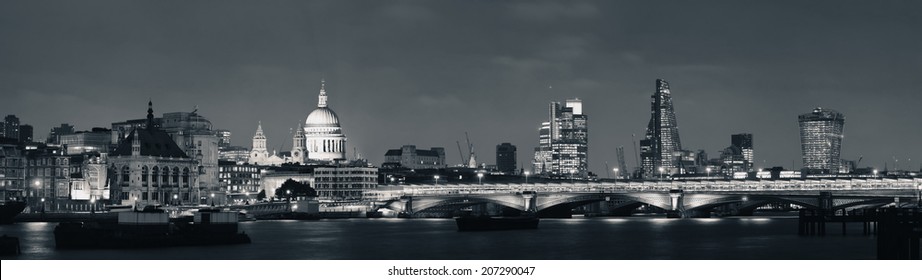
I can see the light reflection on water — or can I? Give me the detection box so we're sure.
[0,217,877,260]
[693,218,721,224]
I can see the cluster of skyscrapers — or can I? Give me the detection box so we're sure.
[529,78,854,180]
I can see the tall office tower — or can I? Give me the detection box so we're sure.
[798,107,845,174]
[640,79,683,179]
[532,121,552,174]
[3,115,20,140]
[533,99,589,179]
[495,143,517,174]
[731,133,754,170]
[19,124,33,143]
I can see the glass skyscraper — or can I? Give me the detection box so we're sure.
[533,99,588,179]
[640,79,683,178]
[798,107,845,174]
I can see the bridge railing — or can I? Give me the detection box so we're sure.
[363,178,920,199]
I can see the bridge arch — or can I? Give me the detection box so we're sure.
[535,193,673,214]
[684,195,820,214]
[831,198,900,210]
[405,195,526,214]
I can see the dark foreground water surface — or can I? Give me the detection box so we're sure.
[1,216,878,260]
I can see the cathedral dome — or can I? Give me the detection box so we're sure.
[305,107,340,128]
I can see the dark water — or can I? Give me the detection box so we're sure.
[1,216,878,260]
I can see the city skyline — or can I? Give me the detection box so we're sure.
[2,1,921,176]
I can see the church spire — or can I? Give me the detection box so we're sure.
[318,79,328,108]
[255,121,264,136]
[147,99,154,130]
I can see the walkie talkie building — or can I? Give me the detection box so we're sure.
[798,107,845,174]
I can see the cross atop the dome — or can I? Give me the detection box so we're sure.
[318,78,328,108]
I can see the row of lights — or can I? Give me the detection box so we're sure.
[433,172,487,185]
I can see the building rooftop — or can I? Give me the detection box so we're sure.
[110,128,189,158]
[385,148,442,157]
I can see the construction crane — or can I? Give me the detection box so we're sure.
[604,161,611,178]
[465,132,477,168]
[632,133,641,173]
[456,141,467,166]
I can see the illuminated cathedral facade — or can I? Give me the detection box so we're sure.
[248,80,347,166]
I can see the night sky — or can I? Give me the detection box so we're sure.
[2,0,920,175]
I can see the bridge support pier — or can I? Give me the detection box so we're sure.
[819,192,833,211]
[668,190,684,218]
[399,196,413,218]
[522,191,537,213]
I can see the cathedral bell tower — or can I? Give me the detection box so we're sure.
[249,121,270,165]
[292,123,307,164]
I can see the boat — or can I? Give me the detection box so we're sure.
[0,200,26,224]
[455,213,540,231]
[54,207,251,249]
[365,211,383,218]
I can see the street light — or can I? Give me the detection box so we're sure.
[173,194,178,206]
[32,180,41,210]
[658,167,665,180]
[210,193,215,206]
[286,189,291,202]
[706,167,712,179]
[524,171,530,184]
[613,168,619,180]
[477,173,484,185]
[873,169,878,178]
[434,175,440,185]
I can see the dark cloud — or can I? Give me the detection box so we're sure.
[2,0,920,174]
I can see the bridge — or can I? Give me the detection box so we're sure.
[367,178,922,218]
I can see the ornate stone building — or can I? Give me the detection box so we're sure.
[108,102,200,207]
[302,80,347,162]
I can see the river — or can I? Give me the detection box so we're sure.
[0,216,877,260]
